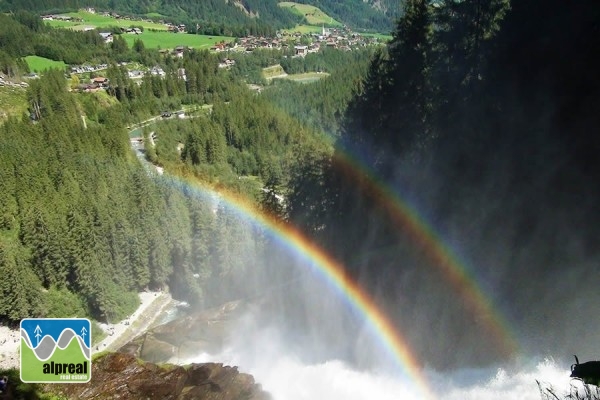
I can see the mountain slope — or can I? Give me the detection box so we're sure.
[0,0,304,36]
[292,0,398,31]
[0,0,397,33]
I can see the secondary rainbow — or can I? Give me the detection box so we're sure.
[165,175,438,400]
[332,148,520,358]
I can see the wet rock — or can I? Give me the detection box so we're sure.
[51,352,270,400]
[120,300,248,363]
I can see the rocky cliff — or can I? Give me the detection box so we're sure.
[50,352,271,400]
[119,300,249,364]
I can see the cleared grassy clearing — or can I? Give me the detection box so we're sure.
[25,55,67,72]
[279,2,342,26]
[0,86,28,120]
[121,31,234,50]
[46,11,169,31]
[362,32,393,42]
[263,64,286,79]
[283,24,323,34]
[276,72,330,83]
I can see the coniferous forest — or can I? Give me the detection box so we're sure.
[1,0,599,374]
[284,0,600,368]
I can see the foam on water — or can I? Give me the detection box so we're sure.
[183,328,575,400]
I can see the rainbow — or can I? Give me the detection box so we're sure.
[331,148,520,359]
[162,175,438,400]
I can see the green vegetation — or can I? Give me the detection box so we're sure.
[276,72,329,83]
[0,367,68,399]
[0,86,28,120]
[121,31,234,50]
[4,0,304,37]
[262,64,286,79]
[283,24,324,34]
[24,56,67,73]
[362,32,393,42]
[262,47,374,134]
[0,12,343,329]
[45,11,169,31]
[290,0,395,32]
[279,2,342,27]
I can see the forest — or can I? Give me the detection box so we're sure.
[0,11,356,327]
[282,0,600,369]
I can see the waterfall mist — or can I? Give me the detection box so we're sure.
[165,193,587,399]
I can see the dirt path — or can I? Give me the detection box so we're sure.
[0,291,175,369]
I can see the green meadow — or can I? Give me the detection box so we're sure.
[361,32,393,42]
[279,2,342,27]
[121,31,234,50]
[0,86,28,120]
[45,11,169,31]
[262,64,286,79]
[283,24,323,34]
[279,72,330,83]
[25,55,67,72]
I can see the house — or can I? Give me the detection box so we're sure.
[173,46,186,58]
[92,77,109,88]
[128,70,144,78]
[125,27,142,34]
[77,83,100,93]
[168,24,186,33]
[294,45,308,57]
[99,32,113,44]
[151,66,166,77]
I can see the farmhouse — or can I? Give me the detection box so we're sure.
[92,77,109,88]
[125,27,142,34]
[294,45,308,57]
[173,46,186,58]
[99,32,113,44]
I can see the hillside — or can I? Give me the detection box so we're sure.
[279,2,342,27]
[291,0,397,32]
[0,0,303,36]
[0,0,396,33]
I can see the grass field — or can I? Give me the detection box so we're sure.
[279,2,342,27]
[121,31,234,50]
[283,24,323,34]
[263,64,286,79]
[0,86,28,120]
[276,72,329,83]
[45,11,169,31]
[362,32,393,42]
[25,55,67,72]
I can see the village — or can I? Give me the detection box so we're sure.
[211,26,383,55]
[35,8,385,94]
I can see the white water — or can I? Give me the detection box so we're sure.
[182,325,578,400]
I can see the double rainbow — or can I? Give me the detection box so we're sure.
[153,151,518,399]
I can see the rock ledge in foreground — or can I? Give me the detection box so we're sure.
[50,352,271,400]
